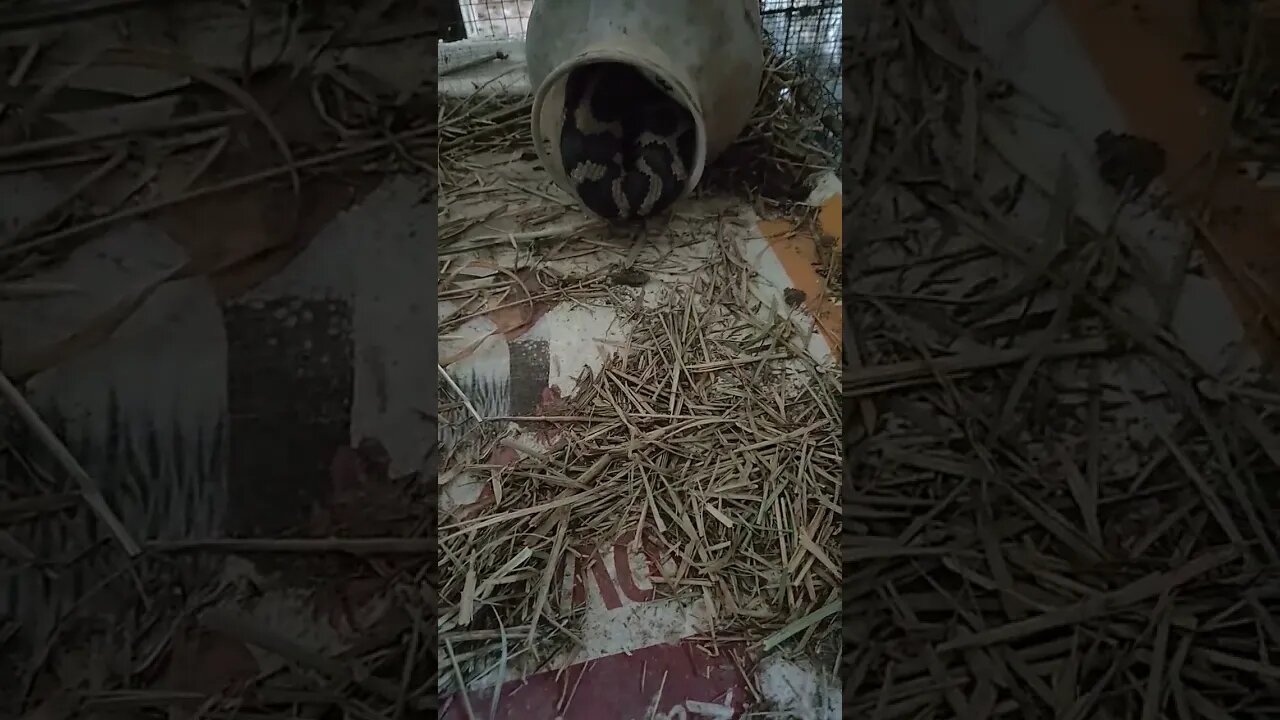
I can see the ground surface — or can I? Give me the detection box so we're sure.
[844,1,1280,717]
[438,34,844,717]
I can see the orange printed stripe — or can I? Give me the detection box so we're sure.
[756,192,843,358]
[1056,0,1280,356]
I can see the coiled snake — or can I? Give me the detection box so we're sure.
[559,62,696,221]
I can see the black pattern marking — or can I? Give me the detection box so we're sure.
[560,62,696,221]
[507,339,551,415]
[224,297,353,537]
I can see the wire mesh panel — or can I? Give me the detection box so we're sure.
[457,0,535,39]
[761,0,841,83]
[760,0,841,148]
[451,0,842,78]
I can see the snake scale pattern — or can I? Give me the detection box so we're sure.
[559,62,696,221]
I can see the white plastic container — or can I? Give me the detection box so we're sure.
[525,0,764,211]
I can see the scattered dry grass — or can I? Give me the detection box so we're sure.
[439,228,841,698]
[0,3,438,717]
[845,1,1280,717]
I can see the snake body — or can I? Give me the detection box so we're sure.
[560,62,696,221]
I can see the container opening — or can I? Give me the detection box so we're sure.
[559,61,698,175]
[553,60,702,220]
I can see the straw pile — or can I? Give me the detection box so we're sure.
[0,41,436,289]
[1194,0,1280,159]
[699,45,839,207]
[846,1,1280,717]
[439,230,841,698]
[1,3,440,717]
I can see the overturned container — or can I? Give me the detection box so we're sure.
[525,0,764,216]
